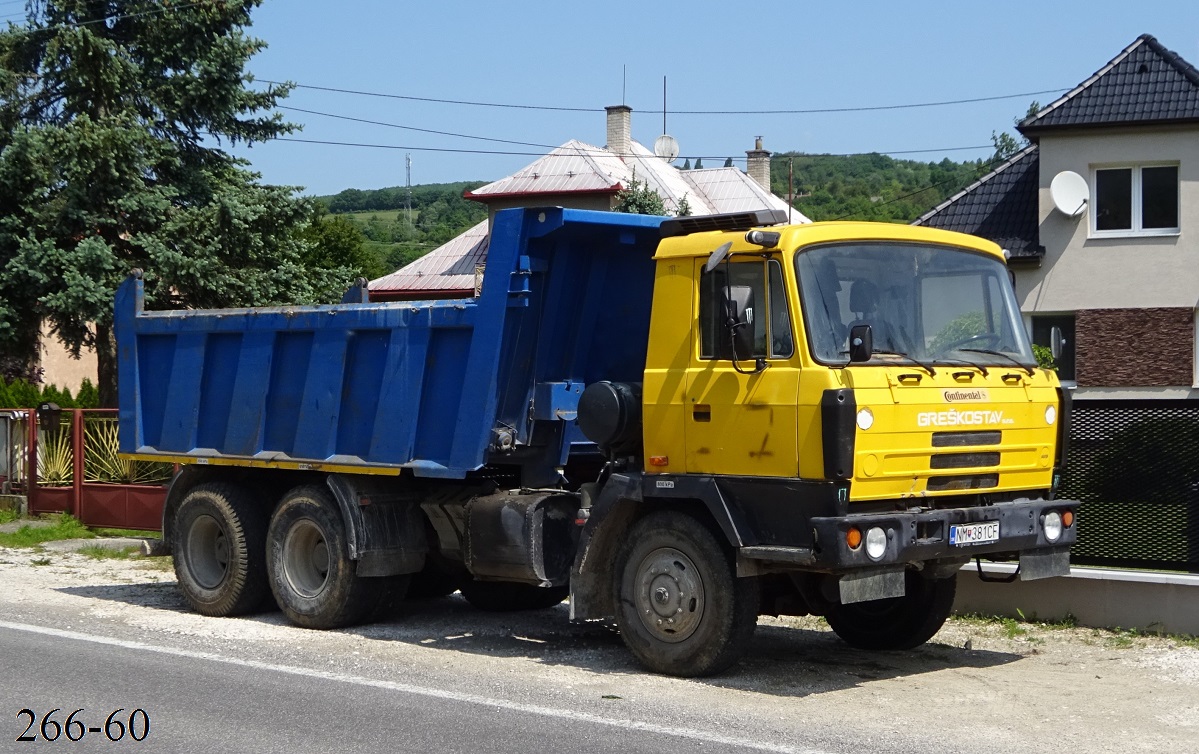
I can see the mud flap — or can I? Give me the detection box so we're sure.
[1019,547,1071,581]
[838,568,905,604]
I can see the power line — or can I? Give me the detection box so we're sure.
[266,79,1063,116]
[273,135,993,161]
[279,106,560,150]
[1,1,209,37]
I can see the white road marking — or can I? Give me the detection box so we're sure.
[0,620,826,754]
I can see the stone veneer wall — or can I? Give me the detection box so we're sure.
[1075,307,1193,387]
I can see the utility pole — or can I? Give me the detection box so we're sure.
[405,154,413,227]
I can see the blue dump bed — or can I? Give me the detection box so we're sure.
[116,207,665,482]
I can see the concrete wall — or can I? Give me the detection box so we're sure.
[1016,125,1199,314]
[954,563,1199,636]
[38,323,96,392]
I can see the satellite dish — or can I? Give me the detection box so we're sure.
[1050,171,1089,217]
[653,134,679,163]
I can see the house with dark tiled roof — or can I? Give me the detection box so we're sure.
[916,34,1199,396]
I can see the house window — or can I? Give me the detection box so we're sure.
[1093,165,1179,235]
[1031,315,1075,382]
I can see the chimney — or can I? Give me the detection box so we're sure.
[746,135,771,191]
[606,105,632,159]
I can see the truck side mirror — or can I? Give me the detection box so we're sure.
[1050,325,1063,361]
[848,324,873,363]
[722,285,756,360]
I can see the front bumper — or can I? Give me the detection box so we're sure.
[809,497,1079,574]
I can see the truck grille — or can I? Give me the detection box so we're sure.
[926,473,999,491]
[930,452,1000,469]
[931,430,1002,447]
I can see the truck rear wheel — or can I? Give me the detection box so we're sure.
[173,483,269,617]
[826,570,957,650]
[459,580,569,611]
[614,511,759,677]
[267,485,374,629]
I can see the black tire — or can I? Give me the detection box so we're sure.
[826,570,958,650]
[459,580,569,612]
[172,482,269,617]
[614,511,759,677]
[266,485,374,629]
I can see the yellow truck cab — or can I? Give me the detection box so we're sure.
[571,209,1077,675]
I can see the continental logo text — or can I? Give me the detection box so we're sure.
[942,388,990,402]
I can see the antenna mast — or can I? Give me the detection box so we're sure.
[405,154,412,227]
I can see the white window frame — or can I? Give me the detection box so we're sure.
[1090,163,1180,238]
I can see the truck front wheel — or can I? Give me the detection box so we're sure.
[267,485,373,629]
[173,483,269,617]
[825,570,957,650]
[614,511,759,677]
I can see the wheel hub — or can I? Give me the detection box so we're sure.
[185,514,229,590]
[283,519,331,599]
[634,547,705,643]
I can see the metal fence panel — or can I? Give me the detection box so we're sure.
[1060,399,1199,572]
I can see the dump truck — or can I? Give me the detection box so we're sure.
[116,206,1078,677]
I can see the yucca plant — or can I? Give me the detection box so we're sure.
[83,417,172,485]
[36,426,73,486]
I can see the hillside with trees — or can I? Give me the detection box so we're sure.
[315,182,488,275]
[769,152,990,223]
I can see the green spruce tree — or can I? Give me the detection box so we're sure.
[0,1,348,406]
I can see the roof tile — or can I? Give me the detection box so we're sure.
[912,145,1042,259]
[1020,34,1199,132]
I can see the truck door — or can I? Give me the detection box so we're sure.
[684,256,801,477]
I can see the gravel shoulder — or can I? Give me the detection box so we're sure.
[1,546,1196,754]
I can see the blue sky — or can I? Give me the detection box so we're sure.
[224,0,1199,197]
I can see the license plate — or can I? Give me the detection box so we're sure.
[950,521,999,546]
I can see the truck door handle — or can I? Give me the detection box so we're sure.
[692,404,711,422]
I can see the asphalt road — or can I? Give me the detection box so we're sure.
[2,624,791,754]
[1,549,1197,754]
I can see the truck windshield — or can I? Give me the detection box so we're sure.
[795,242,1035,367]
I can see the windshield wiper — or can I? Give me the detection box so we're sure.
[865,349,938,377]
[934,357,989,377]
[959,348,1036,376]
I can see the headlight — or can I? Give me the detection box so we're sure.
[1043,511,1063,543]
[1045,405,1057,425]
[865,527,887,560]
[856,407,875,431]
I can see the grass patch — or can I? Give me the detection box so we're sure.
[76,544,142,560]
[1000,617,1028,639]
[30,556,52,566]
[0,515,93,548]
[0,508,18,525]
[92,528,159,539]
[138,555,174,572]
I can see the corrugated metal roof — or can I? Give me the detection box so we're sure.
[369,220,488,297]
[685,168,810,222]
[464,141,624,198]
[1020,34,1199,133]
